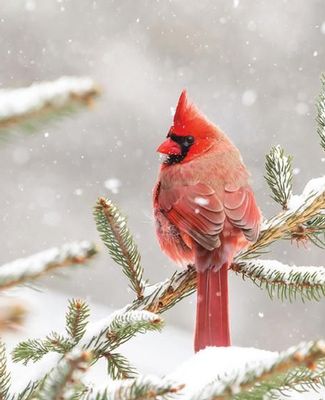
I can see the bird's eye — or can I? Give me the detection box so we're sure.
[186,135,194,144]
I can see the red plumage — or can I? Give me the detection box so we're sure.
[153,91,261,352]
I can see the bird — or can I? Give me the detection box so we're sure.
[153,90,261,352]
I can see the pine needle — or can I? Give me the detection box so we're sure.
[94,197,144,299]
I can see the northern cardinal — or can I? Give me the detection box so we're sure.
[153,91,261,352]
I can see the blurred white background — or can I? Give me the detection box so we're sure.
[1,0,325,359]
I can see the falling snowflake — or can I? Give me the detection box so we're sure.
[194,197,209,206]
[104,178,121,194]
[241,90,257,107]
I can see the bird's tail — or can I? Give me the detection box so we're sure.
[194,264,230,352]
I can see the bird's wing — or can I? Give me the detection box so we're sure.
[158,183,225,251]
[223,184,261,242]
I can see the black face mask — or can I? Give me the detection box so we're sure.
[165,133,195,165]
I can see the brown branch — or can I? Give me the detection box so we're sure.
[240,191,325,259]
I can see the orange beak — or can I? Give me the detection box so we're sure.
[156,138,181,155]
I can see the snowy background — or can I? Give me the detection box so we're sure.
[1,0,325,377]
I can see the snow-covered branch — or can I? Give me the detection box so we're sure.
[89,376,184,400]
[0,241,97,290]
[265,145,293,209]
[240,175,325,259]
[233,259,325,301]
[0,76,100,130]
[83,310,163,357]
[168,341,325,399]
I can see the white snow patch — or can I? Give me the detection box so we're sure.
[168,346,278,397]
[287,176,325,211]
[194,197,209,206]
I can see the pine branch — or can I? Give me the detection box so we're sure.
[0,241,97,291]
[105,352,137,380]
[196,341,325,400]
[131,266,197,314]
[83,310,163,357]
[240,176,325,259]
[66,299,90,344]
[231,259,325,302]
[316,73,325,152]
[265,145,293,209]
[14,381,39,400]
[88,377,184,400]
[0,341,10,400]
[12,332,73,365]
[94,197,145,299]
[304,214,325,249]
[0,76,100,132]
[35,350,91,400]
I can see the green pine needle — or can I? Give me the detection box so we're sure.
[94,197,144,299]
[89,377,184,400]
[316,73,325,152]
[12,333,73,365]
[193,341,325,400]
[233,259,325,302]
[0,341,10,400]
[85,310,163,357]
[14,381,39,400]
[105,352,138,380]
[66,299,90,343]
[265,145,293,209]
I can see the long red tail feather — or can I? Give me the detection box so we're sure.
[194,264,230,352]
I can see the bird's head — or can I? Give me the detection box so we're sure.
[157,90,221,165]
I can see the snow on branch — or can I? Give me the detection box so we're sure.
[94,197,145,299]
[0,241,97,290]
[316,73,325,152]
[265,145,293,209]
[240,175,325,259]
[35,350,91,400]
[232,259,325,301]
[89,376,184,400]
[168,341,325,399]
[12,302,162,385]
[83,309,163,357]
[0,76,100,130]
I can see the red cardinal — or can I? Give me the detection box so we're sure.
[153,91,261,352]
